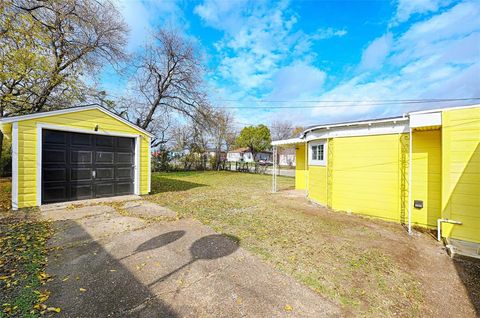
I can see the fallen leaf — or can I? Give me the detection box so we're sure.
[47,307,61,313]
[79,288,87,292]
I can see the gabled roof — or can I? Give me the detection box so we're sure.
[0,105,154,137]
[228,147,250,153]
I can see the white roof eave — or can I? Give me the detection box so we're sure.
[271,138,304,146]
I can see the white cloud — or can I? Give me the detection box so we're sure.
[359,33,393,71]
[398,1,480,44]
[114,0,186,52]
[393,0,454,23]
[313,28,347,40]
[269,62,327,100]
[195,0,333,114]
[302,1,480,124]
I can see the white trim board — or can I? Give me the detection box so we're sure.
[0,105,154,138]
[12,122,18,210]
[35,124,142,207]
[147,138,151,193]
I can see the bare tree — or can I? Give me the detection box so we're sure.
[124,29,212,139]
[270,120,294,141]
[208,110,235,168]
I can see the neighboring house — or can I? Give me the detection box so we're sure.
[206,148,227,161]
[227,147,272,163]
[277,147,296,166]
[271,105,480,246]
[0,106,153,210]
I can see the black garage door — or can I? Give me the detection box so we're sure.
[42,129,135,204]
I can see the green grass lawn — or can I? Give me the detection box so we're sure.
[147,171,424,317]
[0,179,54,318]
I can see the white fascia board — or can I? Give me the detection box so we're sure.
[271,138,304,146]
[409,112,442,128]
[0,106,154,138]
[408,104,480,115]
[305,120,409,140]
[303,117,408,136]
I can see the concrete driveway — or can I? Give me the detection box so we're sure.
[41,199,339,317]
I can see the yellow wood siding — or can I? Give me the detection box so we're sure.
[328,134,408,222]
[308,166,327,204]
[410,129,442,228]
[295,144,306,190]
[16,109,150,208]
[441,107,480,243]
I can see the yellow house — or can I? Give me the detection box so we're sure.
[0,106,153,210]
[272,105,480,245]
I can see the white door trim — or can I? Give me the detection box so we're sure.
[36,123,141,206]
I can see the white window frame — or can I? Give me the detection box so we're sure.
[308,140,327,166]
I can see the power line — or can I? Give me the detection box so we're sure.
[213,97,480,104]
[211,98,480,109]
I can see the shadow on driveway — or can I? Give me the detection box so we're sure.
[149,234,240,286]
[45,220,179,317]
[46,224,241,317]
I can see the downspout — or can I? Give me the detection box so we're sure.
[408,126,413,235]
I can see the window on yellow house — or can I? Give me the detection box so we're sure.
[309,141,327,166]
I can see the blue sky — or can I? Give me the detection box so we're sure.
[103,0,480,128]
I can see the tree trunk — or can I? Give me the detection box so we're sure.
[0,130,3,165]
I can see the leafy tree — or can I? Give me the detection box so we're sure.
[0,0,128,159]
[235,124,271,158]
[0,0,128,117]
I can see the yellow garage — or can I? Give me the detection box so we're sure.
[0,106,153,209]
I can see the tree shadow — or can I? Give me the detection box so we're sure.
[45,220,179,317]
[149,234,240,287]
[135,230,186,254]
[150,175,207,194]
[453,258,480,315]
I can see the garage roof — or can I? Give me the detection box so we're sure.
[0,105,154,137]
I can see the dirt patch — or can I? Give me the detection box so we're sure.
[281,193,478,317]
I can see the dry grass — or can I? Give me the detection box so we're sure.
[146,171,424,317]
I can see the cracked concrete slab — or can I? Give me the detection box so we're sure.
[42,205,117,221]
[122,200,177,218]
[44,205,340,317]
